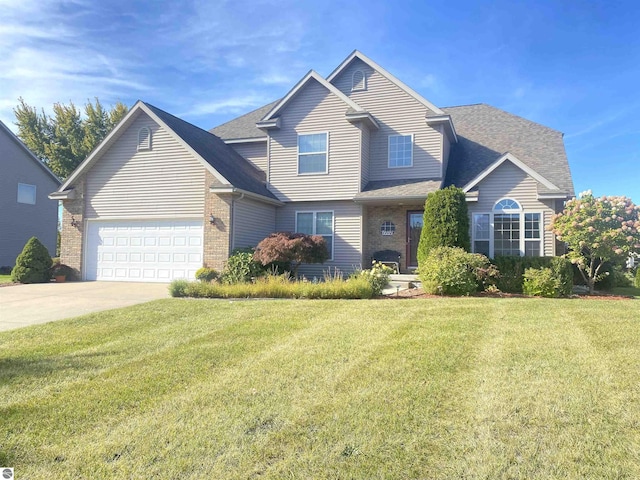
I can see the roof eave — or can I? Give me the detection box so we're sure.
[209,186,283,206]
[426,115,458,143]
[345,111,379,129]
[48,189,76,200]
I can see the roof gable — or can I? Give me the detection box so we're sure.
[56,102,278,202]
[260,70,366,122]
[0,120,60,184]
[462,152,559,193]
[326,50,444,115]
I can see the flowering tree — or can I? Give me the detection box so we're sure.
[254,232,329,277]
[549,191,640,294]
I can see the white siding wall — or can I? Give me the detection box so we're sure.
[467,161,556,255]
[229,141,268,179]
[331,58,443,181]
[275,201,363,276]
[268,79,361,202]
[232,197,277,250]
[85,112,205,219]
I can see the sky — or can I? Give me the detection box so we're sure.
[1,0,639,202]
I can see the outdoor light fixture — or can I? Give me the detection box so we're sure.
[209,214,216,225]
[70,216,80,228]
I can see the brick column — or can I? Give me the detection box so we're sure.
[203,172,232,271]
[60,178,85,277]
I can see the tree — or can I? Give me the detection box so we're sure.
[417,186,470,268]
[254,232,330,276]
[13,97,129,179]
[549,191,640,294]
[11,237,53,284]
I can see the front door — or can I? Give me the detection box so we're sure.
[407,211,423,269]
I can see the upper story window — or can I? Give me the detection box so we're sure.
[388,134,413,168]
[352,70,366,91]
[17,183,36,204]
[138,127,152,151]
[298,132,328,174]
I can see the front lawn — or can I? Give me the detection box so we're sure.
[1,298,639,478]
[0,274,13,284]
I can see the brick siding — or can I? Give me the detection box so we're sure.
[59,178,85,277]
[203,171,232,271]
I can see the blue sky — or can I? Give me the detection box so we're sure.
[1,0,638,201]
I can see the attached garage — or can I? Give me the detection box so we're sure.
[85,220,203,282]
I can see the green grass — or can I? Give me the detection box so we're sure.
[1,298,639,478]
[0,274,13,284]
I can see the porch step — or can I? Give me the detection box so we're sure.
[383,274,421,295]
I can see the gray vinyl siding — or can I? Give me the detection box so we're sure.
[360,124,370,191]
[0,129,59,265]
[331,58,442,181]
[229,141,268,179]
[467,161,555,256]
[85,112,206,219]
[275,201,363,277]
[268,78,361,202]
[232,197,276,250]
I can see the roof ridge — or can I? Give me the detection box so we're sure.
[209,100,279,133]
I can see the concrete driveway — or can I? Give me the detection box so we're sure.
[0,281,170,332]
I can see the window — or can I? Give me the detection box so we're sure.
[17,183,36,204]
[471,198,542,257]
[138,127,151,151]
[298,133,328,174]
[388,134,413,168]
[352,69,366,91]
[296,211,334,259]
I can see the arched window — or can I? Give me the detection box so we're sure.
[352,70,366,91]
[472,198,542,257]
[138,127,151,151]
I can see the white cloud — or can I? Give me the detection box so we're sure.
[182,94,271,117]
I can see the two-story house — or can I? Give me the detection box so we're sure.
[52,51,574,282]
[1,120,60,267]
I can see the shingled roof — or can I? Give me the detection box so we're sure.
[144,102,279,201]
[209,101,277,140]
[442,104,574,195]
[355,178,441,201]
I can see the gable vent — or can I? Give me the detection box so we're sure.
[138,127,152,151]
[352,69,366,91]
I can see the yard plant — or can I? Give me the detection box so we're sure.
[1,298,639,478]
[11,236,52,284]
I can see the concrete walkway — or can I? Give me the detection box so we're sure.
[0,281,170,332]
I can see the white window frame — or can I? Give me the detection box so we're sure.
[470,198,543,257]
[351,69,366,91]
[295,210,334,261]
[297,132,329,175]
[17,183,36,205]
[138,127,151,151]
[388,134,413,168]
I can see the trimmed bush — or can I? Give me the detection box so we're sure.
[11,237,52,284]
[550,257,574,297]
[169,279,189,297]
[50,262,76,280]
[417,186,470,267]
[254,232,329,277]
[635,267,640,288]
[195,267,218,283]
[419,246,497,296]
[523,268,561,298]
[492,256,568,294]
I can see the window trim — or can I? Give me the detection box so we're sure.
[388,134,413,168]
[17,183,36,205]
[297,131,329,175]
[137,127,152,151]
[294,210,334,261]
[351,69,366,92]
[471,198,543,257]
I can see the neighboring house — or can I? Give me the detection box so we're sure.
[0,120,60,267]
[51,51,574,282]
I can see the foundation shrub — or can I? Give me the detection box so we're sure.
[523,267,561,298]
[11,237,53,284]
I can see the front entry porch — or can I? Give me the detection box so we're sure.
[364,204,424,273]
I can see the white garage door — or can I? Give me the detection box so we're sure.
[85,220,203,282]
